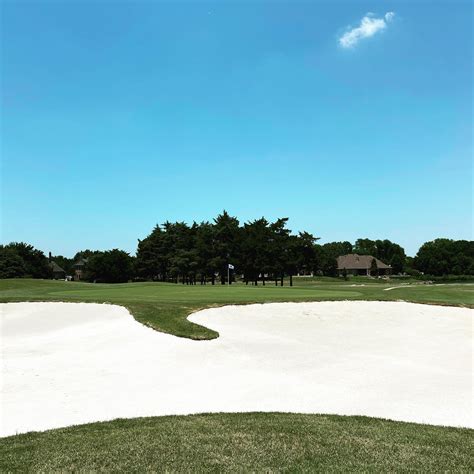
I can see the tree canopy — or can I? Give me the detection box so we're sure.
[86,249,134,283]
[1,213,472,282]
[414,239,474,276]
[0,243,50,278]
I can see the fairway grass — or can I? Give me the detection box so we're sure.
[1,413,473,472]
[0,278,472,340]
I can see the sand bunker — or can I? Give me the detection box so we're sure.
[1,301,472,436]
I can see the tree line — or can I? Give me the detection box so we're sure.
[1,211,473,282]
[134,213,409,285]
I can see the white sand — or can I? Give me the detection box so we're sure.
[1,301,472,436]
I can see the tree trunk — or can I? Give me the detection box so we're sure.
[290,274,293,286]
[281,274,284,286]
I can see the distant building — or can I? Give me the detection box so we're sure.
[47,252,66,280]
[337,254,391,276]
[49,261,66,280]
[73,258,88,281]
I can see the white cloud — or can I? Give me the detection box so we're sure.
[339,12,395,49]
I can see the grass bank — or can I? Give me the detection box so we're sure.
[1,413,472,472]
[0,278,472,340]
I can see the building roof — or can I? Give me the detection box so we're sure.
[73,258,88,268]
[337,254,391,270]
[49,261,66,273]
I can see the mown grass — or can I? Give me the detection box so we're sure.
[1,413,472,472]
[0,278,472,340]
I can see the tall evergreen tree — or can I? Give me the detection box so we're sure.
[213,211,241,284]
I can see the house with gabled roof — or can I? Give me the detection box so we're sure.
[47,252,66,280]
[49,261,66,280]
[337,254,391,276]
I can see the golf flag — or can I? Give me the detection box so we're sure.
[228,264,234,270]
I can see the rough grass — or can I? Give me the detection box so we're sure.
[1,278,472,340]
[1,413,472,472]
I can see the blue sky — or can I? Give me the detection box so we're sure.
[2,0,472,256]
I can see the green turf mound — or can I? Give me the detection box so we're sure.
[1,413,472,472]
